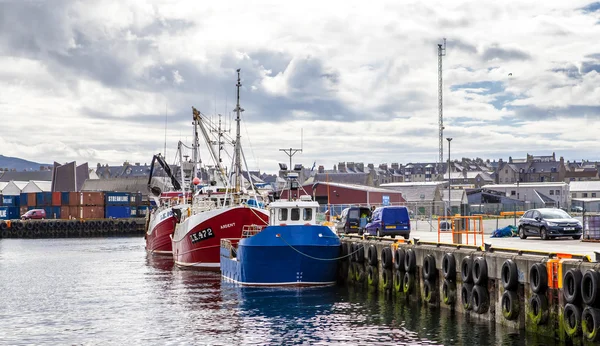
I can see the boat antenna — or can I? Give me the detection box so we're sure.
[279,147,302,174]
[164,102,168,162]
[233,68,244,203]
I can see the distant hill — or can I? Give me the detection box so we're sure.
[0,155,51,171]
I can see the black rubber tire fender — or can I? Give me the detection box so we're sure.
[403,272,415,294]
[394,270,403,293]
[502,259,519,291]
[473,257,488,286]
[582,306,600,342]
[461,283,473,310]
[501,290,520,320]
[461,256,473,283]
[381,247,393,269]
[382,269,392,290]
[442,253,456,281]
[356,244,365,263]
[394,248,405,271]
[563,303,582,338]
[442,279,456,305]
[404,248,416,273]
[564,268,583,304]
[529,263,548,294]
[354,263,365,283]
[422,254,436,281]
[367,245,377,266]
[471,285,489,314]
[529,293,549,325]
[582,269,600,307]
[367,265,378,286]
[423,279,435,303]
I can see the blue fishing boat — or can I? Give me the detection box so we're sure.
[220,172,341,286]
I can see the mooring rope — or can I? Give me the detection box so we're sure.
[276,234,365,261]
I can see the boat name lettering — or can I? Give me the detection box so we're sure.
[221,223,235,229]
[190,227,214,244]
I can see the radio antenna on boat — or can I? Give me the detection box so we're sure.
[279,147,303,174]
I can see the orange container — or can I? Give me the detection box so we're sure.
[68,192,80,206]
[51,192,62,206]
[80,192,105,206]
[27,193,36,207]
[80,206,104,219]
[60,206,71,219]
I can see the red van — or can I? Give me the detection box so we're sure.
[21,209,46,220]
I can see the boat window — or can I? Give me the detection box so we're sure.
[303,208,312,221]
[291,208,300,221]
[279,208,288,221]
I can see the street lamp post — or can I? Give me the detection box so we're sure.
[447,138,452,216]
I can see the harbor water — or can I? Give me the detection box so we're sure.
[0,238,554,345]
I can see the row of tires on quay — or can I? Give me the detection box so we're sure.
[338,242,600,342]
[0,219,143,238]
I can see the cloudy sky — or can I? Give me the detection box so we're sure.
[2,0,600,173]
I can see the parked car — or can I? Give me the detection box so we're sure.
[518,208,582,240]
[571,206,584,213]
[335,206,372,235]
[21,209,46,220]
[365,206,411,239]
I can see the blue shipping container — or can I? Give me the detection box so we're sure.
[130,192,143,205]
[20,193,28,206]
[2,195,20,207]
[105,206,131,219]
[137,205,149,217]
[61,192,70,205]
[46,206,61,219]
[36,192,52,207]
[130,206,138,217]
[0,206,19,220]
[105,192,131,205]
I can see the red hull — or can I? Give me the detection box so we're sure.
[146,208,177,255]
[171,206,269,270]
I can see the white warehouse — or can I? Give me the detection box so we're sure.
[481,182,569,209]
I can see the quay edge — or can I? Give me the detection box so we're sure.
[338,235,600,343]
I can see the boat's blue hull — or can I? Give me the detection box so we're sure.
[220,225,340,286]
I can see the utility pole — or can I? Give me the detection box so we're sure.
[438,38,447,165]
[447,137,452,217]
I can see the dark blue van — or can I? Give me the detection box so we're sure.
[365,206,411,239]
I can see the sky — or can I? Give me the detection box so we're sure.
[1,0,600,174]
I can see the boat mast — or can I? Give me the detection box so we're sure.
[233,68,244,204]
[192,107,202,191]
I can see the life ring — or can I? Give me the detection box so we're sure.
[461,283,473,310]
[582,306,600,342]
[529,293,548,325]
[582,269,600,307]
[367,265,378,286]
[501,290,520,320]
[381,247,393,269]
[394,270,403,292]
[403,272,415,294]
[422,254,436,281]
[564,268,583,304]
[367,245,378,266]
[473,257,488,286]
[442,253,456,281]
[394,248,405,271]
[382,269,392,290]
[529,263,548,294]
[404,248,416,273]
[461,256,473,283]
[471,285,489,314]
[502,259,519,291]
[442,279,456,305]
[423,279,434,303]
[563,303,582,338]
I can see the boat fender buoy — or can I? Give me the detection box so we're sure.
[529,293,548,325]
[422,254,436,281]
[461,256,473,284]
[582,270,600,307]
[529,263,548,294]
[442,253,456,281]
[501,290,520,320]
[501,259,519,291]
[564,268,583,304]
[473,257,488,285]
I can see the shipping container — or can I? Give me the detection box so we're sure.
[137,205,149,217]
[104,192,131,205]
[20,206,28,217]
[80,206,104,219]
[27,193,36,207]
[105,206,132,219]
[69,206,79,219]
[36,192,52,206]
[51,192,62,206]
[60,206,71,219]
[80,192,104,206]
[61,192,70,205]
[68,192,80,206]
[2,195,20,207]
[130,206,138,217]
[44,206,61,219]
[20,193,28,206]
[130,192,143,205]
[0,206,19,220]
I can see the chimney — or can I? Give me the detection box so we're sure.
[356,162,365,173]
[347,162,355,172]
[318,165,325,173]
[391,163,399,170]
[379,163,388,171]
[337,162,346,173]
[367,163,374,170]
[135,162,140,166]
[508,157,512,164]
